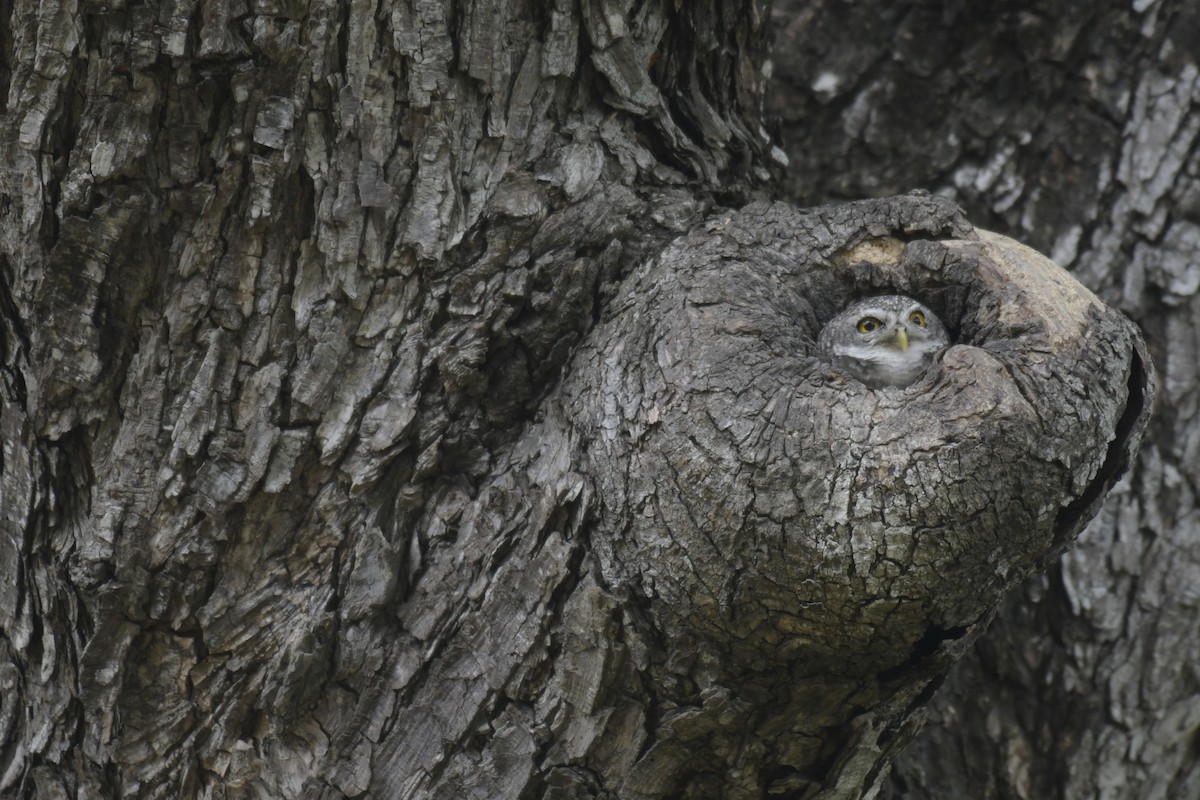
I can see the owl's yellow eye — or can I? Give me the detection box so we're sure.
[909,310,926,327]
[856,316,882,333]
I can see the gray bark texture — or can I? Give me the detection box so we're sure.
[768,0,1200,798]
[0,2,1157,800]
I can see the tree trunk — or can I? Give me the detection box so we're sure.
[768,0,1200,797]
[0,2,1153,800]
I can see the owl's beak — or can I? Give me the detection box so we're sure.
[889,328,909,352]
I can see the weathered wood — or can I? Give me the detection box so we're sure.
[536,195,1149,799]
[0,0,1156,799]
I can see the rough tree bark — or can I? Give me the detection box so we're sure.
[0,3,1153,800]
[768,0,1200,798]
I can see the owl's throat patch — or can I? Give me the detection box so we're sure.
[831,340,941,387]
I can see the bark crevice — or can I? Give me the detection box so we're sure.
[1053,340,1154,540]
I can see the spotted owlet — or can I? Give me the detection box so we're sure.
[817,295,950,388]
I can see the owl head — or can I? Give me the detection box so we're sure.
[817,295,950,388]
